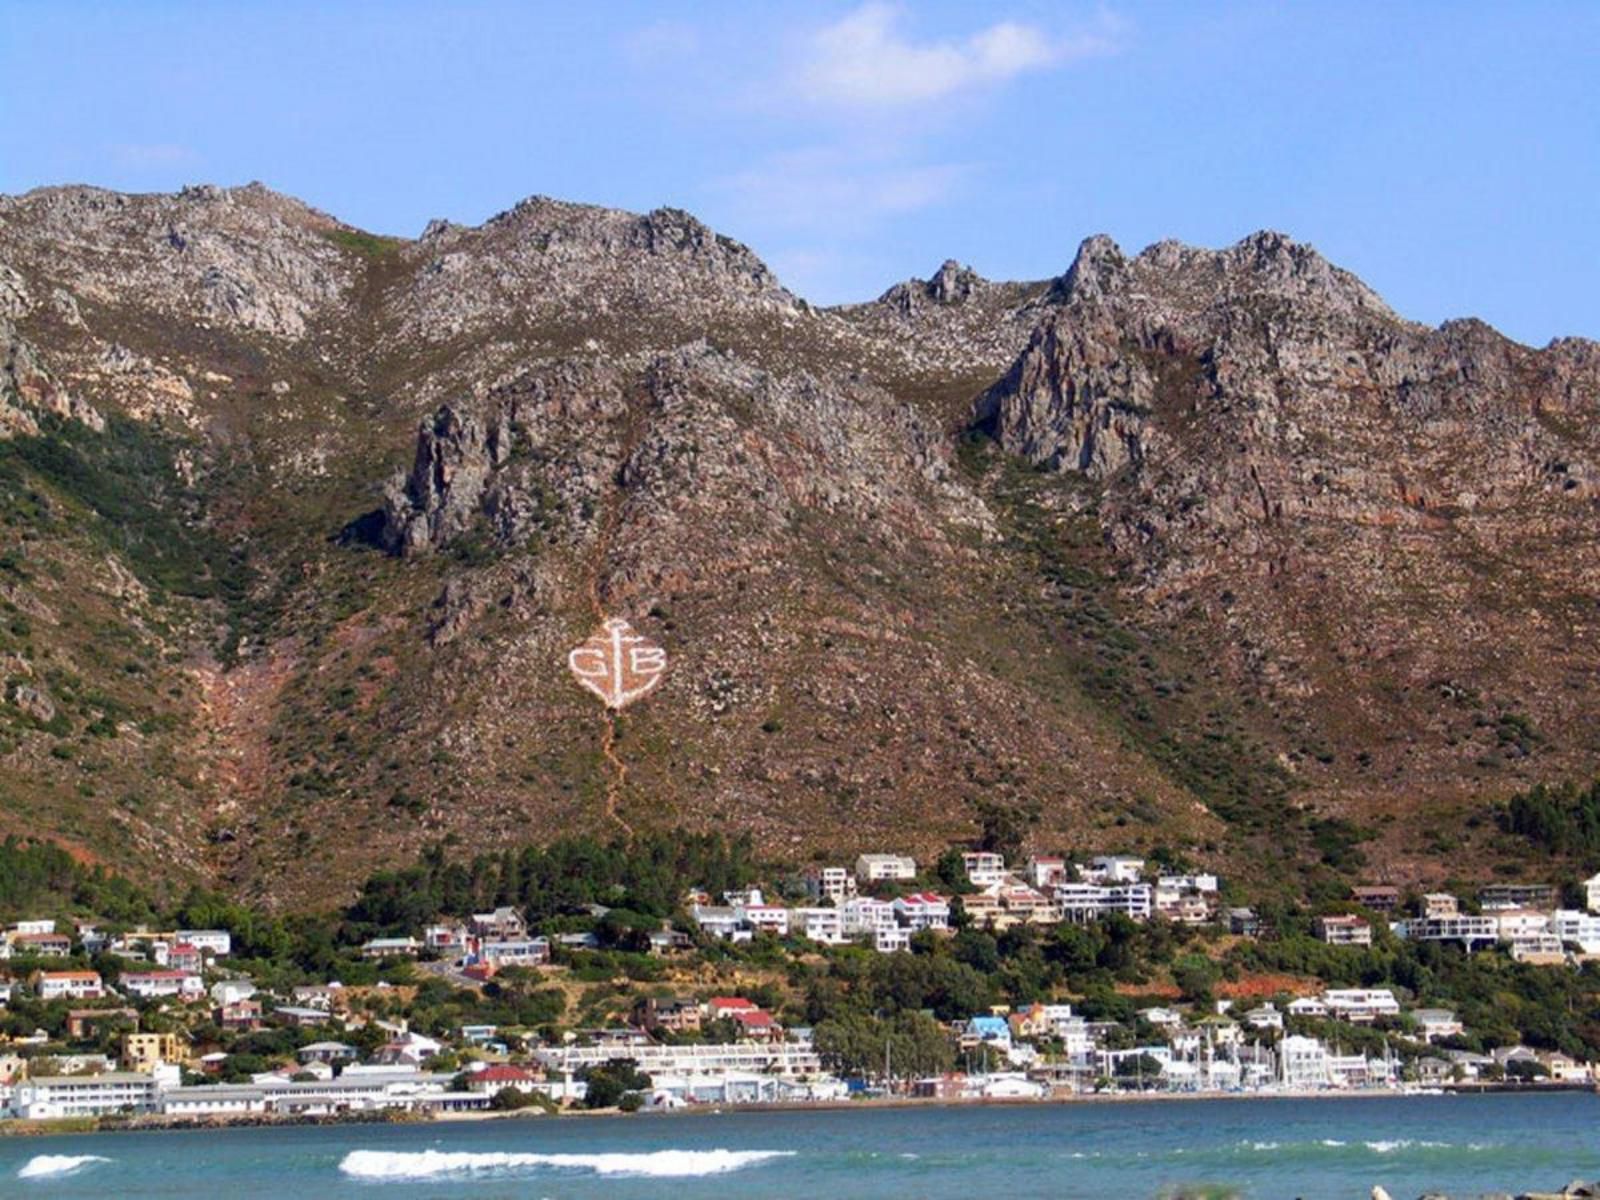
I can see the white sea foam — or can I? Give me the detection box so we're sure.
[1320,1139,1348,1147]
[338,1148,796,1179]
[17,1154,111,1179]
[1364,1139,1450,1154]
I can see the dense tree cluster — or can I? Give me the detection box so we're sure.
[345,831,756,937]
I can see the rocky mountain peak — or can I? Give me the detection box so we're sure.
[1051,234,1129,305]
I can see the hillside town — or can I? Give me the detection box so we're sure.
[2,848,1599,1124]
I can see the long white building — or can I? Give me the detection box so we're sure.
[534,1041,825,1079]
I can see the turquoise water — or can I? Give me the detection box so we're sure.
[5,1093,1599,1198]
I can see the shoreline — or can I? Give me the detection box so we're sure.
[3,1081,1592,1139]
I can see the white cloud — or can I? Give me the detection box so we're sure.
[716,146,968,232]
[794,3,1117,108]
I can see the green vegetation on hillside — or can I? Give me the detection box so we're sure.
[1499,778,1600,862]
[0,836,155,925]
[958,431,1298,838]
[0,415,264,656]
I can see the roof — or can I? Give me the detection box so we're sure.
[708,996,756,1008]
[473,1064,538,1081]
[897,892,948,906]
[38,970,100,980]
[733,1010,777,1028]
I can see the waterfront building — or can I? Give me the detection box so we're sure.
[12,1071,166,1118]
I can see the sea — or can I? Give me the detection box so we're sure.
[5,1093,1599,1198]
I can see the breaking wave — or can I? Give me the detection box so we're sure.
[338,1147,796,1179]
[17,1155,111,1179]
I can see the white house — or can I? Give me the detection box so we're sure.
[690,905,747,941]
[840,896,897,937]
[1157,873,1219,894]
[1027,857,1068,889]
[1055,882,1153,923]
[742,904,791,937]
[1243,1004,1284,1031]
[1495,910,1552,941]
[1508,933,1567,964]
[1286,996,1328,1019]
[1422,893,1460,919]
[1393,915,1498,949]
[1314,914,1373,946]
[855,854,916,883]
[360,937,421,960]
[1088,856,1146,884]
[35,971,104,1000]
[872,926,912,953]
[1412,1009,1464,1042]
[1278,1035,1329,1089]
[423,924,469,954]
[961,852,1007,887]
[175,930,232,957]
[1584,872,1600,915]
[121,970,205,1001]
[1551,910,1600,954]
[791,907,846,945]
[893,892,951,932]
[1322,989,1400,1024]
[479,938,550,966]
[803,867,856,905]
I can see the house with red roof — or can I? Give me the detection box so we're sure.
[893,892,951,932]
[706,996,760,1020]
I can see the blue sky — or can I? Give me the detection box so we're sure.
[2,1,1596,344]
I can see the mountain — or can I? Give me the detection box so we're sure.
[1,182,1597,908]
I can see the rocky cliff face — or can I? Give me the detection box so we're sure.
[0,183,1597,905]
